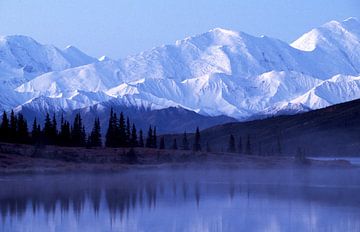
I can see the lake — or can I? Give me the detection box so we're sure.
[310,157,360,166]
[1,168,360,232]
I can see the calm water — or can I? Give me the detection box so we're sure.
[1,168,360,232]
[310,157,360,166]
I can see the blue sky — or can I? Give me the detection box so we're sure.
[0,0,359,58]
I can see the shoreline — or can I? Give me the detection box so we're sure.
[0,143,355,174]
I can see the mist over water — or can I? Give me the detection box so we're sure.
[1,168,360,232]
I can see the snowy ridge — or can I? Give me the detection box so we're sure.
[2,18,360,119]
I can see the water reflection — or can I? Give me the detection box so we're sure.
[0,168,360,231]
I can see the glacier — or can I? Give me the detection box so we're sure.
[1,18,360,120]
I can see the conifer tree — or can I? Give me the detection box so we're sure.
[9,110,17,143]
[89,117,102,147]
[228,134,236,153]
[159,137,165,149]
[130,123,138,147]
[126,117,131,146]
[238,136,243,154]
[146,126,153,148]
[172,139,178,150]
[51,114,58,143]
[138,129,144,147]
[31,118,40,144]
[43,113,53,144]
[0,111,9,142]
[59,118,71,146]
[118,112,126,147]
[181,131,189,150]
[105,108,116,147]
[192,127,201,152]
[71,113,86,147]
[152,126,157,148]
[245,134,252,155]
[17,113,28,144]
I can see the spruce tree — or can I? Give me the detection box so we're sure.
[71,113,86,147]
[228,134,236,153]
[59,119,71,146]
[238,136,243,154]
[0,111,9,142]
[105,108,116,147]
[118,112,126,147]
[51,114,58,144]
[152,126,157,148]
[172,139,178,150]
[138,129,144,147]
[43,113,53,144]
[181,131,189,150]
[159,137,165,149]
[17,114,28,144]
[89,117,102,147]
[31,118,40,144]
[9,110,17,143]
[146,126,153,148]
[245,134,252,155]
[193,127,201,152]
[126,117,131,146]
[130,123,138,147]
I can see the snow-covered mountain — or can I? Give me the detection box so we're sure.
[2,18,360,121]
[0,35,97,111]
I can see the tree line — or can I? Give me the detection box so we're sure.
[0,109,203,151]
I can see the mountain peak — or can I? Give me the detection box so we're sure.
[291,17,360,51]
[343,17,359,24]
[208,27,238,35]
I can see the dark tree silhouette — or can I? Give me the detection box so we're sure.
[118,112,126,147]
[51,114,58,143]
[59,116,71,147]
[245,134,252,155]
[9,110,17,143]
[71,113,86,147]
[146,126,153,148]
[152,126,157,149]
[43,113,53,145]
[138,129,144,147]
[31,117,41,144]
[237,136,243,154]
[0,111,9,142]
[181,131,189,150]
[126,117,131,146]
[105,108,117,147]
[17,114,29,144]
[130,123,138,147]
[227,134,236,153]
[88,117,102,147]
[192,127,201,152]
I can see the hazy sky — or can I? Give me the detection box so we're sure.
[0,0,359,58]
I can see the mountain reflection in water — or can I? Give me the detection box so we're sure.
[1,168,360,232]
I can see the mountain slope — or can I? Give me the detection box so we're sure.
[170,98,360,156]
[3,18,360,121]
[0,35,97,111]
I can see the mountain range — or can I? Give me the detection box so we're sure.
[1,17,360,132]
